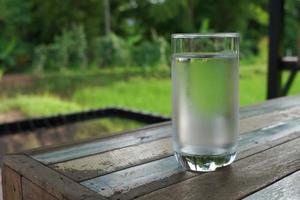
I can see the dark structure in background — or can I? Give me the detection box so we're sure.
[267,0,299,99]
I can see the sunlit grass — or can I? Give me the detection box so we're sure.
[239,62,267,106]
[0,94,82,117]
[72,77,171,115]
[2,62,300,119]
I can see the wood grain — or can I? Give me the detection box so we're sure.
[52,137,172,181]
[22,177,58,200]
[136,137,300,200]
[31,123,171,165]
[3,155,105,200]
[82,156,182,197]
[2,165,22,200]
[79,127,300,199]
[240,95,300,119]
[239,106,300,134]
[244,170,300,200]
[238,117,300,152]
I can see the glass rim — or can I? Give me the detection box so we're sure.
[172,33,239,39]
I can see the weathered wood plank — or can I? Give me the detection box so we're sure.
[22,177,58,200]
[244,170,300,200]
[239,106,300,134]
[31,123,171,165]
[80,125,300,199]
[82,157,182,198]
[240,95,300,119]
[2,165,22,200]
[238,117,300,152]
[3,155,105,200]
[136,137,300,200]
[43,105,300,172]
[52,138,172,181]
[24,121,170,155]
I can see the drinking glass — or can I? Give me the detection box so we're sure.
[171,33,239,172]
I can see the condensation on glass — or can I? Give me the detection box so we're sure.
[171,33,239,172]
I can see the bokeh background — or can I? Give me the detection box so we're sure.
[0,0,300,138]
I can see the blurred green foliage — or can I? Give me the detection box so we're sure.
[91,33,130,67]
[0,0,298,73]
[131,40,161,67]
[33,25,87,71]
[283,0,300,55]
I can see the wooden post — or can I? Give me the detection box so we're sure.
[267,0,284,99]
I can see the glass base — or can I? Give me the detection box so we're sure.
[175,151,236,172]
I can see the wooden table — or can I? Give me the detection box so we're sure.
[2,96,300,200]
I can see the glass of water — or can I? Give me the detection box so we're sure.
[171,33,239,172]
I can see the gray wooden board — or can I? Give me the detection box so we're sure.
[82,157,182,197]
[239,106,300,134]
[54,116,300,182]
[51,138,172,181]
[244,170,300,200]
[238,117,300,152]
[80,119,300,198]
[240,95,300,119]
[32,123,171,164]
[34,102,300,166]
[136,137,300,200]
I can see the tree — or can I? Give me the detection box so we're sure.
[0,0,32,71]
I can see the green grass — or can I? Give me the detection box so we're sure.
[2,61,300,135]
[72,77,171,115]
[0,94,82,117]
[239,63,267,105]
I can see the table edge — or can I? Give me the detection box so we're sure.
[2,154,107,200]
